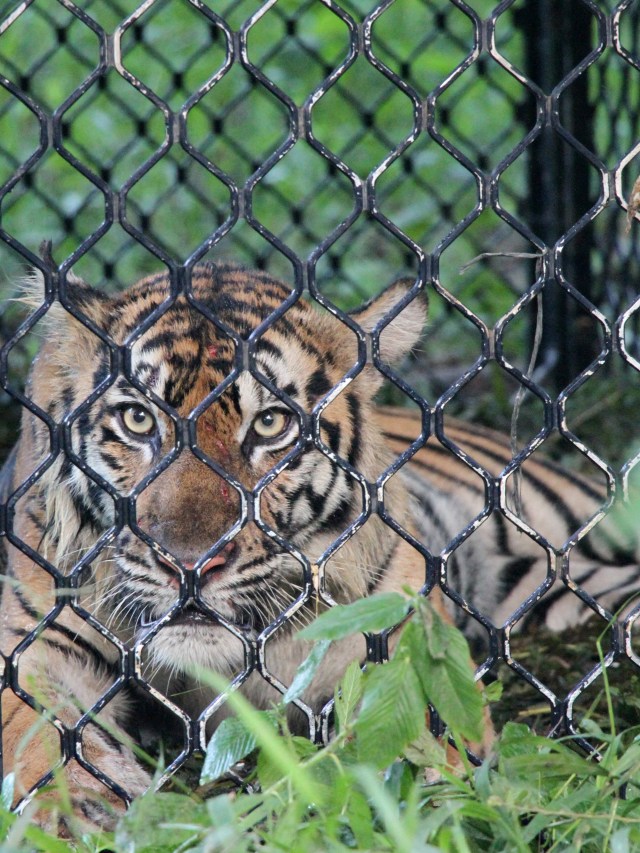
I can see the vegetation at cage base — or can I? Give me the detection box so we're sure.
[1,593,640,852]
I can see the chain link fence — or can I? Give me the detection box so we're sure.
[1,0,640,810]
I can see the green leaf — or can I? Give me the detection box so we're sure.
[1,772,14,811]
[346,787,374,849]
[483,680,503,703]
[418,598,448,662]
[354,766,421,853]
[298,592,410,641]
[256,737,316,793]
[201,714,275,784]
[282,639,331,704]
[502,751,605,780]
[401,612,485,744]
[291,735,319,762]
[496,722,559,759]
[194,669,318,804]
[257,743,286,791]
[354,656,426,768]
[335,659,364,733]
[610,827,631,853]
[497,721,539,758]
[115,792,208,853]
[22,825,76,853]
[384,759,415,802]
[404,725,447,768]
[520,785,607,844]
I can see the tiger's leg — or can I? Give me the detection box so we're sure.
[2,652,151,834]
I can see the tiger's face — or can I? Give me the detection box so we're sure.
[24,263,425,679]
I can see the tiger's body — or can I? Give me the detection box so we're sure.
[0,261,637,829]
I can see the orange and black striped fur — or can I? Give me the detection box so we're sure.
[0,262,636,828]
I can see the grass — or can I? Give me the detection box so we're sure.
[3,596,640,853]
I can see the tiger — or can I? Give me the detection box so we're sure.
[0,259,638,831]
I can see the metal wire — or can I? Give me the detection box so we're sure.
[0,0,639,807]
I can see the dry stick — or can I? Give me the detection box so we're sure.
[458,251,543,274]
[510,287,543,521]
[459,251,545,520]
[626,174,640,234]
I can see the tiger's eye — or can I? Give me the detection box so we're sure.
[122,405,156,436]
[253,409,288,439]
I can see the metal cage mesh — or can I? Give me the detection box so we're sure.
[1,0,640,810]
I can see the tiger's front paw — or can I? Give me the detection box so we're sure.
[21,759,151,838]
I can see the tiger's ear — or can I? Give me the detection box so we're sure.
[18,265,110,367]
[348,278,427,364]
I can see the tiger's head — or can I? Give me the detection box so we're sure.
[17,262,426,679]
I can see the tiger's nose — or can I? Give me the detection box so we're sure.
[158,541,236,576]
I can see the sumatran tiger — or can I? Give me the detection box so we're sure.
[0,260,638,830]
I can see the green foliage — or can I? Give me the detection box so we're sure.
[200,712,278,785]
[6,594,640,852]
[297,591,410,640]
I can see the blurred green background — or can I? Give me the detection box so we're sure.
[1,0,640,478]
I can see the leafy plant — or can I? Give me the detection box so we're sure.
[6,592,640,852]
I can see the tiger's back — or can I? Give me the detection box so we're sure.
[382,406,640,636]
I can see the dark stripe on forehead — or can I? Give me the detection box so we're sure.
[346,392,361,467]
[164,372,198,410]
[259,362,279,390]
[282,382,297,397]
[274,315,323,359]
[208,358,235,376]
[138,326,203,356]
[306,369,331,401]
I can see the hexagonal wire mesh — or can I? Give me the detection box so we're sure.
[1,0,640,812]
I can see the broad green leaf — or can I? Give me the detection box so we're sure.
[404,725,447,768]
[498,721,543,758]
[496,722,565,760]
[236,791,288,833]
[256,734,315,794]
[194,669,318,803]
[257,743,287,791]
[355,656,425,768]
[298,592,410,641]
[335,659,364,732]
[418,597,448,662]
[282,639,331,704]
[291,735,319,762]
[201,714,274,784]
[307,753,350,813]
[414,797,472,844]
[401,614,485,743]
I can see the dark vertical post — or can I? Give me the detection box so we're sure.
[518,0,597,390]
